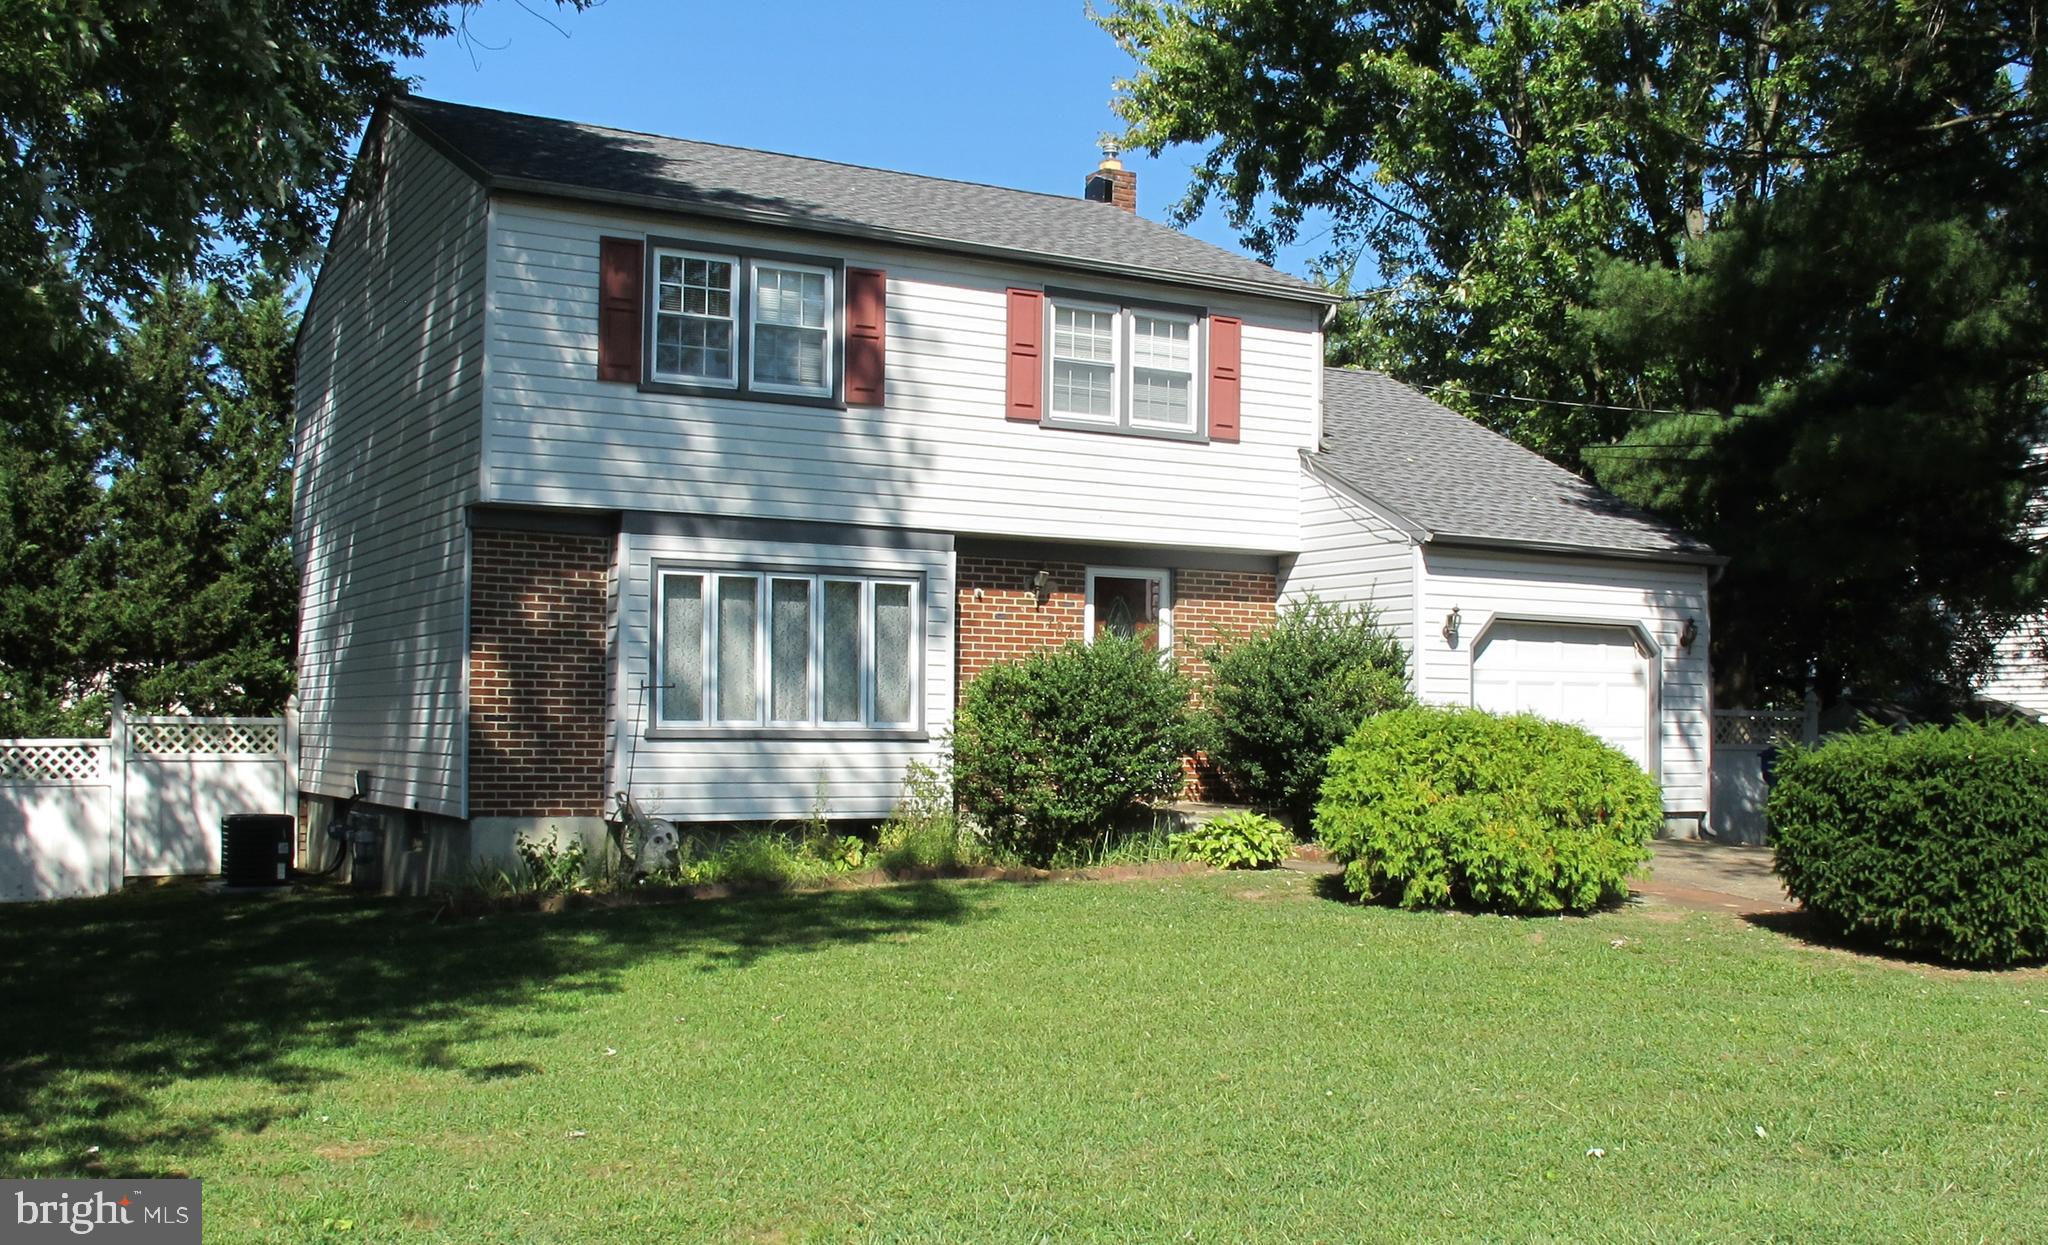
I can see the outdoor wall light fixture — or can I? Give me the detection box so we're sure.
[1680,616,1699,652]
[1441,606,1461,648]
[1031,568,1052,606]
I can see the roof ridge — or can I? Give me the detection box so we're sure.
[396,94,1194,223]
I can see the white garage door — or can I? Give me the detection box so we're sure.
[1472,622,1652,770]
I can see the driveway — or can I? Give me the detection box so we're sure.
[1636,839,1795,915]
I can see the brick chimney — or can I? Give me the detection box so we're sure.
[1084,139,1137,212]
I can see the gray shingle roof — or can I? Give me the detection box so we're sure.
[1315,368,1719,564]
[389,96,1330,305]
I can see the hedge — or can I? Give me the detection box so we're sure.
[1769,720,2048,965]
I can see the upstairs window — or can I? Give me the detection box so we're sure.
[653,252,737,385]
[751,263,832,395]
[646,244,841,403]
[1044,295,1204,438]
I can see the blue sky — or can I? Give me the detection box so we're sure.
[395,0,1338,280]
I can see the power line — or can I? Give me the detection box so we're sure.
[1423,383,1726,419]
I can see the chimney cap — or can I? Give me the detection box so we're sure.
[1097,133,1123,171]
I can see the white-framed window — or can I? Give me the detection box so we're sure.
[750,261,834,396]
[1129,311,1197,433]
[1084,567,1174,655]
[656,567,920,731]
[1045,296,1205,437]
[646,243,840,402]
[651,250,739,386]
[1050,300,1120,423]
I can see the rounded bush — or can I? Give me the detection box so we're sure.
[1769,720,2048,966]
[1174,810,1294,869]
[1314,705,1659,913]
[1200,598,1411,824]
[952,633,1198,864]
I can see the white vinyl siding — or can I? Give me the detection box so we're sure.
[480,198,1320,553]
[1978,472,2047,719]
[1415,547,1713,816]
[293,117,486,818]
[1282,468,1421,680]
[1981,613,2048,719]
[615,528,951,822]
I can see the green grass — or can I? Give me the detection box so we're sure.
[2,871,2044,1242]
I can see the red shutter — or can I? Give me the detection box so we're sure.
[596,237,644,384]
[1208,314,1242,442]
[1005,288,1044,422]
[846,267,887,406]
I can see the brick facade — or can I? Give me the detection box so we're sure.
[956,557,1088,685]
[1170,568,1280,688]
[955,556,1277,798]
[469,528,612,817]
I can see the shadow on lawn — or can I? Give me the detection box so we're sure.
[1739,907,2048,973]
[0,881,984,1176]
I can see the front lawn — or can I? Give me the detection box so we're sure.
[1,871,2042,1242]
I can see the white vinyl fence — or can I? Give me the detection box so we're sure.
[1708,709,1806,845]
[0,701,293,902]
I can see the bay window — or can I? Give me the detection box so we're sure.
[657,568,920,731]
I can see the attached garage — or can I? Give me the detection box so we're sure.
[1285,368,1724,831]
[1471,621,1654,771]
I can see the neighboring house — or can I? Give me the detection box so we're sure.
[293,96,1720,889]
[1976,459,2047,719]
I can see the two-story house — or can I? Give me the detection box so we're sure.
[293,96,1721,889]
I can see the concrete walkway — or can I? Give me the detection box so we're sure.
[1636,838,1795,914]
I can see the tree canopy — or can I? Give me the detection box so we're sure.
[0,277,298,735]
[0,1,588,731]
[1101,0,2048,704]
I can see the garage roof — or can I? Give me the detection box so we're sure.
[1315,368,1721,565]
[386,96,1333,307]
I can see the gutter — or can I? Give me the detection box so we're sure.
[1424,533,1728,569]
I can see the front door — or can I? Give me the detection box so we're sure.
[1087,568,1171,652]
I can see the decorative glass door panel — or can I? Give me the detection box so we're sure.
[1092,574,1163,650]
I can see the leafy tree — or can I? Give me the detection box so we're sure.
[0,1,589,731]
[0,380,114,736]
[97,276,300,717]
[1,1,590,379]
[0,276,299,734]
[1100,0,2048,704]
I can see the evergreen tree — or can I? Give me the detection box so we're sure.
[1101,0,2048,703]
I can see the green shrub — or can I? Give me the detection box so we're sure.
[1315,705,1659,913]
[647,827,871,889]
[1200,597,1411,824]
[878,760,993,872]
[516,833,588,894]
[1174,810,1294,869]
[952,633,1198,865]
[1769,720,2048,966]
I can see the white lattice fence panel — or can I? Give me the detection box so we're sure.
[128,718,283,757]
[1712,711,1800,748]
[0,740,107,783]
